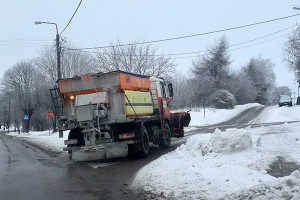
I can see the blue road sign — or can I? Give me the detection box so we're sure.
[24,115,29,120]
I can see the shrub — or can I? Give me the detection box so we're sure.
[208,89,236,109]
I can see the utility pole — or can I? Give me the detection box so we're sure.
[3,107,6,131]
[7,101,10,133]
[56,32,61,80]
[203,90,206,119]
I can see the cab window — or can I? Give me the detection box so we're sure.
[159,82,166,98]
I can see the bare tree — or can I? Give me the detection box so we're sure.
[1,60,46,132]
[94,41,176,77]
[35,40,97,82]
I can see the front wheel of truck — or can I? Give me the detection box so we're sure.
[159,123,171,149]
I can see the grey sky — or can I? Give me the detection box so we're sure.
[1,0,300,93]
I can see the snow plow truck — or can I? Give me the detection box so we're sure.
[50,70,190,161]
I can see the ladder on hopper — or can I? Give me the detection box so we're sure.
[50,85,64,116]
[150,81,159,109]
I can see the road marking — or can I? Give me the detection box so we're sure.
[87,161,120,169]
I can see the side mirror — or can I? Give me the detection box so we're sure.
[168,83,173,97]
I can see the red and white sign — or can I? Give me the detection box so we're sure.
[47,111,54,118]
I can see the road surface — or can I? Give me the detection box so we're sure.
[1,106,296,200]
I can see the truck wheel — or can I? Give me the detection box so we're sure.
[137,125,150,157]
[68,127,84,154]
[159,123,171,149]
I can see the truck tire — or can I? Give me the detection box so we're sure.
[137,125,150,157]
[68,127,85,154]
[159,123,171,149]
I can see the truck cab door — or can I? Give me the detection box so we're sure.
[158,82,170,118]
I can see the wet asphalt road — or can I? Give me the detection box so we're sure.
[1,106,296,200]
[0,131,176,200]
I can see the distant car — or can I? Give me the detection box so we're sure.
[278,95,292,107]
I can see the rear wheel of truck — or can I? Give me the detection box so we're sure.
[137,125,150,157]
[68,127,84,155]
[128,125,150,158]
[159,123,171,149]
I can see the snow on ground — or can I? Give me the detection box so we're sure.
[132,105,300,199]
[188,103,262,126]
[132,123,300,199]
[6,130,69,154]
[254,105,300,123]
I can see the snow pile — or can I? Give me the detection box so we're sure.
[189,103,262,126]
[184,128,252,156]
[132,123,300,200]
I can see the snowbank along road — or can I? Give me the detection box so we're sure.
[132,105,300,199]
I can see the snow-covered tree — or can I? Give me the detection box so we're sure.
[192,35,231,90]
[231,70,257,105]
[243,56,276,105]
[208,89,236,109]
[283,25,300,81]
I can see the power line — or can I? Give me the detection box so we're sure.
[60,0,83,35]
[172,34,289,60]
[229,34,288,52]
[63,24,294,58]
[168,24,296,56]
[0,37,52,42]
[62,32,289,61]
[66,13,300,51]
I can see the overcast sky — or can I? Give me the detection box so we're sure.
[1,0,300,94]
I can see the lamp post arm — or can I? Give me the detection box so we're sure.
[34,21,61,80]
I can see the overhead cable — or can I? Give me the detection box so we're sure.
[66,13,300,50]
[172,34,289,60]
[63,24,295,58]
[60,0,83,35]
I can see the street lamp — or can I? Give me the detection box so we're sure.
[34,21,61,80]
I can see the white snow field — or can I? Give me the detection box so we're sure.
[131,105,300,200]
[184,103,262,126]
[254,105,300,123]
[7,130,69,154]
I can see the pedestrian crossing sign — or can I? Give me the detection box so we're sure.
[24,115,29,120]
